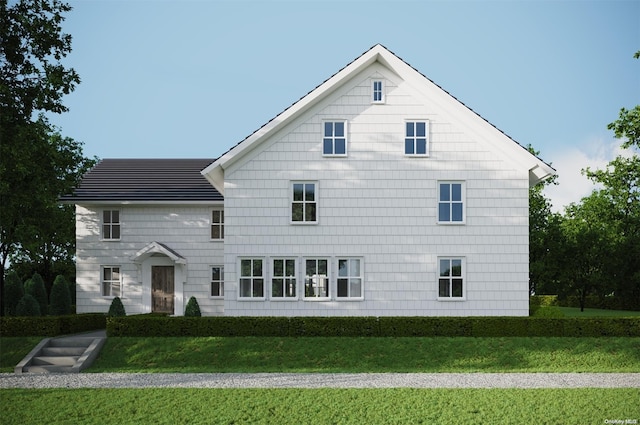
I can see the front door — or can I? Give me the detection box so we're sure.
[152,266,175,314]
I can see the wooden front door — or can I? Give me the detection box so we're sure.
[152,266,175,314]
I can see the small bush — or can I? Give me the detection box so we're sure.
[184,297,202,317]
[49,275,72,316]
[108,297,126,317]
[24,273,48,315]
[3,270,24,316]
[15,294,41,316]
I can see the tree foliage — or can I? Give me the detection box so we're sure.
[15,293,41,316]
[3,270,24,316]
[108,297,126,317]
[49,274,71,315]
[185,296,202,317]
[24,272,48,315]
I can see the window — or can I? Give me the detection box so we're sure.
[211,209,224,240]
[337,258,363,298]
[405,121,429,156]
[292,182,317,223]
[239,258,264,298]
[305,258,329,299]
[272,259,297,298]
[323,121,347,156]
[372,80,384,103]
[438,258,464,299]
[211,266,224,297]
[438,182,465,223]
[102,266,121,297]
[102,210,120,240]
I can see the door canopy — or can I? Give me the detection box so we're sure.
[131,241,187,265]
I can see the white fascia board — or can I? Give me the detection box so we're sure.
[73,200,224,206]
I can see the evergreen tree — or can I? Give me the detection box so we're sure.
[15,294,41,316]
[185,296,201,317]
[49,274,71,315]
[3,270,24,316]
[107,297,126,317]
[24,272,48,315]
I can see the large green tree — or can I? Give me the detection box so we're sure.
[1,0,92,314]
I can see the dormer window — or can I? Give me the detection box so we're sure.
[372,80,384,103]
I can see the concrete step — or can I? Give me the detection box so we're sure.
[42,346,86,356]
[49,338,94,348]
[24,365,74,373]
[32,356,79,367]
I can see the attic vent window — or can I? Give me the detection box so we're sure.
[372,80,384,103]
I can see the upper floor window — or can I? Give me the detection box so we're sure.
[102,210,120,240]
[239,258,264,299]
[304,258,329,299]
[102,266,121,297]
[272,258,297,299]
[291,182,317,224]
[372,80,384,103]
[405,121,429,156]
[337,258,363,299]
[211,266,224,298]
[438,182,465,224]
[438,258,465,299]
[323,121,347,156]
[211,209,224,240]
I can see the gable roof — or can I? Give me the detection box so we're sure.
[61,158,222,203]
[131,241,187,265]
[202,44,555,194]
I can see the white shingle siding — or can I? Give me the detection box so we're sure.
[75,205,224,316]
[222,64,530,316]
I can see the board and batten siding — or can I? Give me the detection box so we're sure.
[75,204,224,315]
[222,63,530,316]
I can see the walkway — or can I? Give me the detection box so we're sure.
[1,372,639,389]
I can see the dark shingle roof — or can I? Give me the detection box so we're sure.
[60,158,222,202]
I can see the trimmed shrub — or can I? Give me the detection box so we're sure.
[184,296,202,317]
[108,297,126,317]
[24,273,48,315]
[15,294,41,316]
[3,270,24,316]
[49,275,72,315]
[0,314,107,337]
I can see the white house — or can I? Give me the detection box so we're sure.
[63,44,554,317]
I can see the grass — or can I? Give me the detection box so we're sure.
[1,388,638,424]
[559,307,640,317]
[0,337,41,372]
[83,336,640,373]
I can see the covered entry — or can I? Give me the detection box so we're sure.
[131,242,187,316]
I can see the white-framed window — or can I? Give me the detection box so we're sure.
[323,121,347,156]
[210,266,224,298]
[438,182,465,224]
[291,182,318,224]
[211,209,224,240]
[372,80,385,103]
[404,120,429,156]
[304,258,329,299]
[337,258,363,299]
[101,266,121,297]
[271,258,297,299]
[438,257,465,300]
[239,258,264,299]
[102,210,120,240]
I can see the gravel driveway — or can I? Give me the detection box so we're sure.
[2,373,639,389]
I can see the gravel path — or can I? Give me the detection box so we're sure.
[1,373,639,389]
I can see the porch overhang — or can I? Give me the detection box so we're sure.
[131,241,187,265]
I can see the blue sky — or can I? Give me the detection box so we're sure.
[50,0,639,211]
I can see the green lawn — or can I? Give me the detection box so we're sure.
[2,388,638,424]
[559,307,640,317]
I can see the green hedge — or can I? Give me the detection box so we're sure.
[106,316,640,338]
[0,314,107,337]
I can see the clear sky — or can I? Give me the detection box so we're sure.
[48,0,639,212]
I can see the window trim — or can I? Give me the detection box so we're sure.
[271,257,298,301]
[336,257,364,300]
[372,79,385,104]
[238,258,265,300]
[437,257,466,301]
[101,265,122,298]
[437,181,466,225]
[404,120,430,157]
[322,120,348,157]
[290,181,318,225]
[210,209,224,240]
[210,265,224,299]
[102,209,121,241]
[303,257,331,301]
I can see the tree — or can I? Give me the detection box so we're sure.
[49,274,71,315]
[0,0,93,315]
[15,294,41,316]
[3,270,23,316]
[24,272,48,315]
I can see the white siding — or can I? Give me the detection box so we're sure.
[75,204,224,316]
[222,64,530,316]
